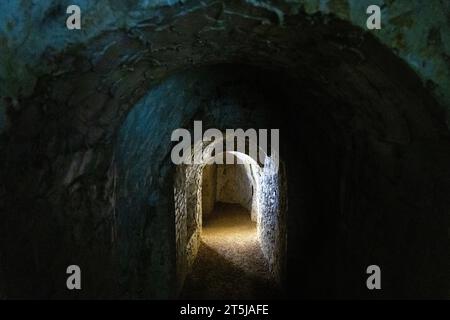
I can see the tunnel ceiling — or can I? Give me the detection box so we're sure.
[0,0,449,136]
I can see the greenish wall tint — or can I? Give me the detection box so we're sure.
[0,0,449,122]
[288,0,450,113]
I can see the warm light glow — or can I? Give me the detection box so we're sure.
[201,204,263,272]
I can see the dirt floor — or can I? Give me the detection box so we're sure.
[181,203,283,299]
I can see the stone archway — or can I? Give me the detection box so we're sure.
[173,126,287,296]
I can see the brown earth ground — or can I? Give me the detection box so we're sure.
[181,203,283,299]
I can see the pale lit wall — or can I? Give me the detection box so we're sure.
[1,1,449,299]
[201,152,287,284]
[216,163,254,212]
[259,156,287,284]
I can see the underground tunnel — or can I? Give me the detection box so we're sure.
[0,0,450,300]
[176,143,286,299]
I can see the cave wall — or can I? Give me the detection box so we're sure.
[216,162,254,212]
[0,104,4,132]
[113,66,275,298]
[0,0,449,121]
[201,164,217,218]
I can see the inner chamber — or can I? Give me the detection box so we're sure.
[177,148,286,299]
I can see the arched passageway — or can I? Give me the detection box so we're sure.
[175,149,286,299]
[0,1,449,300]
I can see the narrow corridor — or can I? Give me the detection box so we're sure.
[181,203,282,299]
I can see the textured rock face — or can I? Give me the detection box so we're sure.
[174,163,202,295]
[0,1,449,299]
[0,0,449,121]
[216,162,255,213]
[201,164,217,217]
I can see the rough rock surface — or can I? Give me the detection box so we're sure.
[0,1,449,299]
[0,0,449,128]
[201,164,217,217]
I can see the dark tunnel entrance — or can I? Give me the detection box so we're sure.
[0,2,449,300]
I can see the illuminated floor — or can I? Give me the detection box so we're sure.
[181,203,282,299]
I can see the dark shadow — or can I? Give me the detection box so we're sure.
[180,242,283,300]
